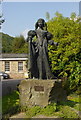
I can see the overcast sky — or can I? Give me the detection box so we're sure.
[1,1,79,38]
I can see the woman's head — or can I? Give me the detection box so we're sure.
[37,19,45,27]
[35,18,47,30]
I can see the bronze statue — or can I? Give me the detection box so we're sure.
[27,18,58,79]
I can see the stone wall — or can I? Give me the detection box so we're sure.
[0,61,4,72]
[0,60,28,79]
[19,79,67,107]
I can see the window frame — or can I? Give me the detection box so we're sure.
[18,61,23,72]
[5,61,10,72]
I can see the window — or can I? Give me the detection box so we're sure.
[18,62,23,72]
[5,61,10,72]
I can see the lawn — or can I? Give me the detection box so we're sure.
[2,90,20,119]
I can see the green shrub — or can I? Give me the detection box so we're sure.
[25,103,57,117]
[47,13,81,93]
[68,93,80,103]
[75,86,81,95]
[40,103,57,116]
[26,106,41,117]
[74,103,81,111]
[2,90,20,115]
[59,106,79,118]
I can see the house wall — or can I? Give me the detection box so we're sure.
[0,60,28,79]
[0,60,4,72]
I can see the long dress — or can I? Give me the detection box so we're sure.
[35,28,54,79]
[28,28,54,79]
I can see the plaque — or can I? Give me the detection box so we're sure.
[34,86,44,92]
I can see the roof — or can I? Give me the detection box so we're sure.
[1,53,28,58]
[0,53,28,61]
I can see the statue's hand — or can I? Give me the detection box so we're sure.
[26,30,36,42]
[48,40,54,45]
[54,42,58,46]
[26,36,32,42]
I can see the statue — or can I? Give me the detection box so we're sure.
[26,18,58,79]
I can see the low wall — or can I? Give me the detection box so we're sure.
[9,73,24,79]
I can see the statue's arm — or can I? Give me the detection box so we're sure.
[26,30,37,42]
[26,36,32,42]
[46,32,58,46]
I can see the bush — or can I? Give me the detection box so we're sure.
[40,103,57,116]
[2,91,20,116]
[59,106,79,118]
[47,13,81,93]
[25,103,57,117]
[74,103,81,111]
[26,106,41,117]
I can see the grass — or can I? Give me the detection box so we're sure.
[67,93,81,111]
[2,90,81,119]
[2,90,20,119]
[25,103,79,118]
[25,93,81,118]
[58,106,79,118]
[26,103,57,117]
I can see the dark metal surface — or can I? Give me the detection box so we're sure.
[27,18,58,79]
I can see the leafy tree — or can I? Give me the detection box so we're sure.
[47,12,81,93]
[1,33,14,53]
[12,35,28,53]
[2,33,28,54]
[54,11,64,20]
[70,12,76,20]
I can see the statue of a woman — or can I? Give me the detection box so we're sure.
[27,18,58,79]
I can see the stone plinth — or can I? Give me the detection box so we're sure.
[19,79,67,107]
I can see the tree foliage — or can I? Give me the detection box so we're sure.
[2,33,28,54]
[70,12,76,20]
[12,35,28,53]
[1,33,14,53]
[47,12,81,93]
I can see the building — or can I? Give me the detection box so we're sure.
[0,53,28,79]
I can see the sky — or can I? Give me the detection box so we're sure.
[1,1,79,38]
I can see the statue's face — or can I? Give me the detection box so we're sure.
[38,19,44,28]
[38,22,44,28]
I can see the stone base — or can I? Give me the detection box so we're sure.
[19,79,67,107]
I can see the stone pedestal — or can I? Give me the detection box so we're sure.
[19,79,67,107]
